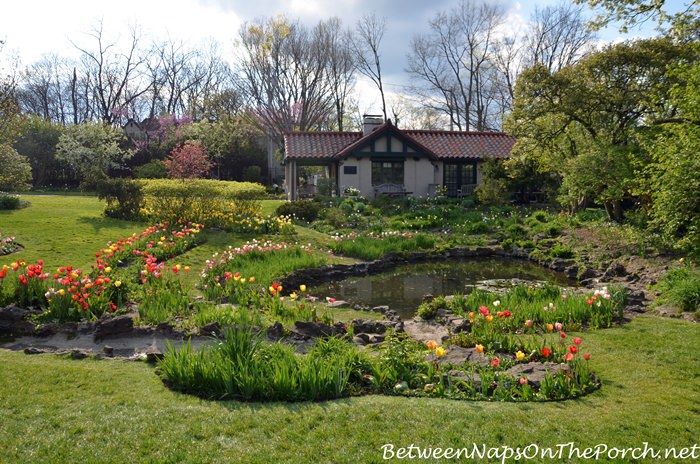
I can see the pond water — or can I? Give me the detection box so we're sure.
[312,258,575,319]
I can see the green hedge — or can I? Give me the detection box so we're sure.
[141,179,265,200]
[140,179,266,224]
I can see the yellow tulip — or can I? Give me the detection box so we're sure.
[114,281,122,287]
[435,347,446,357]
[300,284,307,292]
[476,344,484,353]
[515,350,525,361]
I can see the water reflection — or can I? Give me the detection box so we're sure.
[313,259,573,319]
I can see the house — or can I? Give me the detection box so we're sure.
[282,116,515,200]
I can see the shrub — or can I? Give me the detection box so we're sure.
[140,178,265,225]
[550,244,574,259]
[416,296,447,320]
[0,192,21,210]
[506,224,527,240]
[95,178,144,220]
[275,200,322,223]
[134,160,167,179]
[655,261,700,313]
[464,221,491,234]
[531,210,550,223]
[320,207,347,228]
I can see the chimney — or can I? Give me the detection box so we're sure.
[362,114,384,135]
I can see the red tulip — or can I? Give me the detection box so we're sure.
[491,358,501,368]
[569,345,578,354]
[583,353,591,360]
[541,348,551,358]
[573,337,582,345]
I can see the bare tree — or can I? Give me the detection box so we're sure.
[235,16,337,139]
[72,20,152,125]
[526,2,596,73]
[406,0,506,131]
[353,12,388,121]
[321,18,356,131]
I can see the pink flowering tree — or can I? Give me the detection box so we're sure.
[165,141,213,180]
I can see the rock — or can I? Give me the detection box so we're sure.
[266,321,285,340]
[146,352,164,363]
[200,322,221,337]
[0,306,35,336]
[156,322,174,333]
[382,308,402,323]
[403,319,450,344]
[93,315,134,341]
[627,290,645,305]
[604,261,627,278]
[34,323,59,337]
[352,334,371,345]
[578,267,600,280]
[293,321,336,338]
[327,300,351,308]
[103,345,114,357]
[351,319,397,335]
[24,347,49,355]
[70,349,90,360]
[446,317,471,334]
[432,345,491,367]
[505,362,568,388]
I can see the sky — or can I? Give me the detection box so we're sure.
[0,0,675,114]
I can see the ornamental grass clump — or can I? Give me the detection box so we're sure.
[159,328,366,401]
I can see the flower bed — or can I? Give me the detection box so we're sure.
[0,233,19,255]
[0,223,204,320]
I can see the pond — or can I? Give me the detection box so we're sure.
[312,258,575,319]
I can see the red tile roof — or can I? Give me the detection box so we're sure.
[405,130,515,160]
[284,121,514,161]
[284,131,361,160]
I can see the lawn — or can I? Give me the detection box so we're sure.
[0,195,698,463]
[0,316,698,463]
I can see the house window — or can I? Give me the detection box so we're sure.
[343,166,357,175]
[372,161,404,185]
[444,162,477,197]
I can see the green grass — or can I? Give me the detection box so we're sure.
[0,316,697,463]
[1,195,144,270]
[1,195,699,462]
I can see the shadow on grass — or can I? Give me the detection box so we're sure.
[75,215,142,232]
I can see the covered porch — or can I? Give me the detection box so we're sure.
[284,159,338,201]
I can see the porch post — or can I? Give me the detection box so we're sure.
[285,160,298,201]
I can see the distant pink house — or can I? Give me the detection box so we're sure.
[282,116,515,200]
